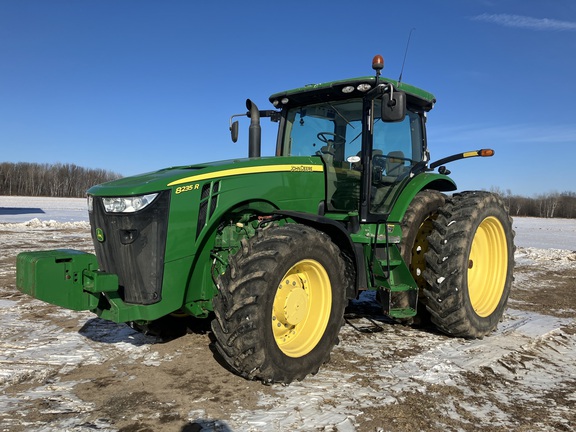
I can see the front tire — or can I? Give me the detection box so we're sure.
[211,224,347,383]
[423,192,515,338]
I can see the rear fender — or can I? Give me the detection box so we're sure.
[387,173,456,223]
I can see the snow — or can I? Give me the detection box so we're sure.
[1,196,575,431]
[513,216,576,250]
[0,196,88,223]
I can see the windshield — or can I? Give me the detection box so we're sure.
[282,99,424,213]
[284,100,363,158]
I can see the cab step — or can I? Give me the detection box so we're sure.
[379,283,418,319]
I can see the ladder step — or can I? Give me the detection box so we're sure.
[378,259,403,268]
[389,308,417,319]
[387,283,413,292]
[380,285,418,318]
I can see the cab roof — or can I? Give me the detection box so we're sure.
[269,76,436,111]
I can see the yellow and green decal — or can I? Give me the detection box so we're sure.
[167,164,323,188]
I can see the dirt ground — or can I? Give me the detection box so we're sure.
[1,225,575,432]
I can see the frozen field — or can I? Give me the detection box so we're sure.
[0,196,575,431]
[0,196,88,223]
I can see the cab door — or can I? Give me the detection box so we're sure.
[283,100,365,213]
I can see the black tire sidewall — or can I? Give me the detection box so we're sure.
[400,190,445,272]
[399,190,445,321]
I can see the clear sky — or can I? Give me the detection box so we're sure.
[1,0,575,197]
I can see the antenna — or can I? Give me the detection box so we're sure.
[398,28,415,83]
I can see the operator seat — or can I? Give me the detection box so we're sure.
[351,149,383,171]
[371,150,408,211]
[385,151,406,177]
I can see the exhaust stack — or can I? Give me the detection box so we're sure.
[246,99,261,158]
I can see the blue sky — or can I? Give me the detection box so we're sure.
[1,0,575,197]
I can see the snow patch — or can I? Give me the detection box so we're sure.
[1,218,90,230]
[513,216,576,250]
[516,246,576,265]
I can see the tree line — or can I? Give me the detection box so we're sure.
[0,162,122,198]
[491,188,576,219]
[1,162,575,218]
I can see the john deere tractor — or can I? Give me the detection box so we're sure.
[16,55,514,383]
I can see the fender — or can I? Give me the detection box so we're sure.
[273,210,360,299]
[387,173,456,223]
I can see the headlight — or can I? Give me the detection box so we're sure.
[102,193,159,213]
[87,195,94,212]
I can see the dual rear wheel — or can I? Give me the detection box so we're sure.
[402,190,515,338]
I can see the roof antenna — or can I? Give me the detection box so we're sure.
[398,28,415,84]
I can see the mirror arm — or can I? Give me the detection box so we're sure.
[229,112,247,131]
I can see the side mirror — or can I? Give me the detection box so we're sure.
[230,120,239,143]
[381,90,406,122]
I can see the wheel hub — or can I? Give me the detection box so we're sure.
[275,276,308,326]
[272,259,332,358]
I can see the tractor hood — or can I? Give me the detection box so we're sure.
[87,156,324,197]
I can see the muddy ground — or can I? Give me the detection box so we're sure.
[0,224,575,431]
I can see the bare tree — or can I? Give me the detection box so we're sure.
[0,162,121,198]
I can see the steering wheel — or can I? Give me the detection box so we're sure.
[317,132,346,144]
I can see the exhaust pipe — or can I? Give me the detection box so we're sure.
[246,99,261,158]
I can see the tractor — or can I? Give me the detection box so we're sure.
[16,55,515,383]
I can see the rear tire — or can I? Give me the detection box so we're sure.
[398,190,446,324]
[423,191,515,338]
[211,224,347,383]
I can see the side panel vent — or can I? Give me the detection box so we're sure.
[197,181,220,238]
[210,181,220,219]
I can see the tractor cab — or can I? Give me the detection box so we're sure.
[268,55,439,221]
[276,94,425,215]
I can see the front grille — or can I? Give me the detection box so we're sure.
[89,191,170,305]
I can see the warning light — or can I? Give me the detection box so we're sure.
[372,55,384,72]
[480,149,495,157]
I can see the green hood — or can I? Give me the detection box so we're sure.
[87,156,324,196]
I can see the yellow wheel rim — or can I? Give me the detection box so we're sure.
[467,216,508,317]
[272,259,332,358]
[411,218,434,289]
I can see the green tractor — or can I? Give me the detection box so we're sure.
[16,55,514,383]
